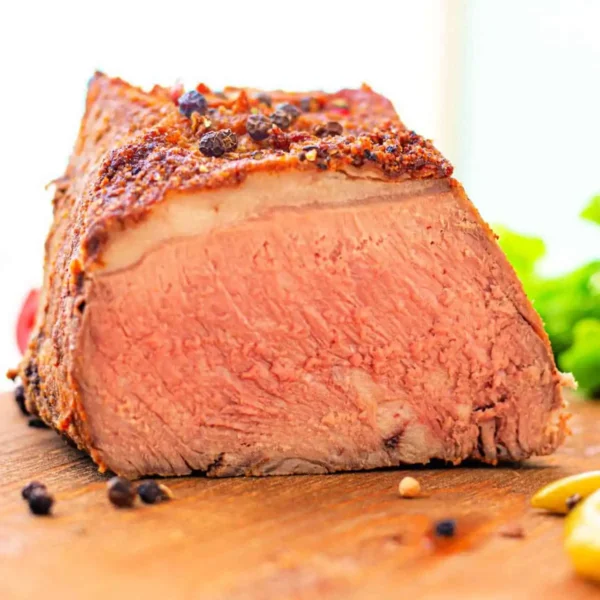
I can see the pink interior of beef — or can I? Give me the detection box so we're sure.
[76,187,562,477]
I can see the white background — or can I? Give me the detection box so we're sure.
[0,0,598,375]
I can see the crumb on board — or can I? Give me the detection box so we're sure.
[498,523,525,539]
[398,476,421,498]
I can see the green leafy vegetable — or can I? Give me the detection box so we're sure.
[494,226,545,284]
[581,194,600,225]
[496,195,600,397]
[560,320,600,395]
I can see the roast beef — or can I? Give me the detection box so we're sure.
[15,73,573,478]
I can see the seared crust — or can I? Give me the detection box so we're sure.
[76,74,451,263]
[17,74,455,468]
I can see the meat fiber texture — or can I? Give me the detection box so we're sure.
[16,73,573,478]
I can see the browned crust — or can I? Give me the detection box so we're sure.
[72,74,452,265]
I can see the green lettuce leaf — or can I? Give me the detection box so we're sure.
[560,319,600,396]
[581,195,600,225]
[533,262,600,356]
[496,196,600,398]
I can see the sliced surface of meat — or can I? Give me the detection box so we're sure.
[15,74,572,478]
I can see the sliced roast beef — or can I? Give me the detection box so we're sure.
[15,73,572,478]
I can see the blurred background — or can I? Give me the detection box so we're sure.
[0,0,598,390]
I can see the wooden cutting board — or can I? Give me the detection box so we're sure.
[0,390,599,600]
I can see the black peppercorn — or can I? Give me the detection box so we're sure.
[566,493,583,512]
[434,519,456,538]
[246,114,271,141]
[300,97,314,112]
[271,103,300,130]
[28,489,54,516]
[14,384,28,416]
[137,480,173,504]
[107,476,136,508]
[277,103,301,119]
[22,481,47,500]
[315,121,343,137]
[363,149,378,162]
[199,129,238,157]
[28,417,49,429]
[255,92,272,107]
[138,481,162,504]
[178,90,208,118]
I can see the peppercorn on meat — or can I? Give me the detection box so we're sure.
[16,73,572,478]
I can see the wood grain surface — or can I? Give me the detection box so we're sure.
[0,390,599,600]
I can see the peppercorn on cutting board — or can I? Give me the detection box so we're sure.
[0,391,598,600]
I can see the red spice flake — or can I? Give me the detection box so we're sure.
[232,90,250,115]
[195,83,212,95]
[270,130,292,151]
[58,413,73,431]
[286,131,312,144]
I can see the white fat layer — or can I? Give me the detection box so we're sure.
[100,170,450,272]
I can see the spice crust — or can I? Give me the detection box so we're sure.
[74,73,452,264]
